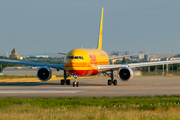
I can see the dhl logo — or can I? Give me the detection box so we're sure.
[89,55,96,62]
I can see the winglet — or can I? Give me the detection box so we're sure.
[97,7,104,50]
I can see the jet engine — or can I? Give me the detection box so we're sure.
[37,67,52,81]
[118,67,133,82]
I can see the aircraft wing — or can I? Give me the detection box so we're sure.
[0,59,65,70]
[109,53,145,60]
[97,60,180,72]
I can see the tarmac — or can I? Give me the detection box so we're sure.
[1,76,180,98]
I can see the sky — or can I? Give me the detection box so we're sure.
[1,0,180,56]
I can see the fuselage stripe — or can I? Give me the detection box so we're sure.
[65,62,109,67]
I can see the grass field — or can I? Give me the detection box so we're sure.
[1,75,180,119]
[1,96,180,119]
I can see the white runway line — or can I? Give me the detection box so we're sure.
[0,86,101,94]
[0,91,80,94]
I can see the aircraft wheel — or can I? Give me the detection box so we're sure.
[73,82,75,87]
[113,80,117,85]
[61,79,65,85]
[66,79,70,85]
[108,80,111,85]
[76,82,79,87]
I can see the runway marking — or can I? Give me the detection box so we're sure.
[0,87,101,94]
[0,91,80,94]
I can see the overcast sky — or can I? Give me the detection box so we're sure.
[1,0,180,56]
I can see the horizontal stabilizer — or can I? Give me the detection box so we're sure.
[57,52,66,55]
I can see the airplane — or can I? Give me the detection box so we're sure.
[0,7,180,87]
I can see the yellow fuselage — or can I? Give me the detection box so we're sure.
[64,49,109,76]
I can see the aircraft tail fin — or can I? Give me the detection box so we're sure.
[97,7,104,50]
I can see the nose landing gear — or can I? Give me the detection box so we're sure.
[73,75,79,87]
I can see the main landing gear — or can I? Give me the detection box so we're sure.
[73,75,78,87]
[61,70,70,85]
[103,70,117,85]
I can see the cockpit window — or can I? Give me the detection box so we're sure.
[79,56,83,59]
[66,56,84,60]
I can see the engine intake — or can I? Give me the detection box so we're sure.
[118,67,133,82]
[37,67,52,81]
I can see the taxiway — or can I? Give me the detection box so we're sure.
[0,77,180,97]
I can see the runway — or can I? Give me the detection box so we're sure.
[1,76,180,97]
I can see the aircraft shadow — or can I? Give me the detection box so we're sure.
[0,81,108,87]
[0,82,60,86]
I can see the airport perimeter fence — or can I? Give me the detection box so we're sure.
[141,70,179,76]
[141,67,180,76]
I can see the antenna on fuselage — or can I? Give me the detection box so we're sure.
[97,7,104,50]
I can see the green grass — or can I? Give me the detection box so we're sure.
[0,95,180,110]
[1,105,180,120]
[1,96,180,119]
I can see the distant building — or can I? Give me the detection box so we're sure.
[122,51,130,55]
[110,51,121,56]
[19,57,23,60]
[10,48,19,59]
[6,52,8,58]
[148,58,161,61]
[138,51,146,59]
[130,58,140,61]
[144,54,174,59]
[109,50,180,61]
[35,55,49,58]
[169,57,180,60]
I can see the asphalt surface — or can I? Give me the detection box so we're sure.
[1,76,180,97]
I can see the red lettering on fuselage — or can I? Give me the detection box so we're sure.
[89,55,96,62]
